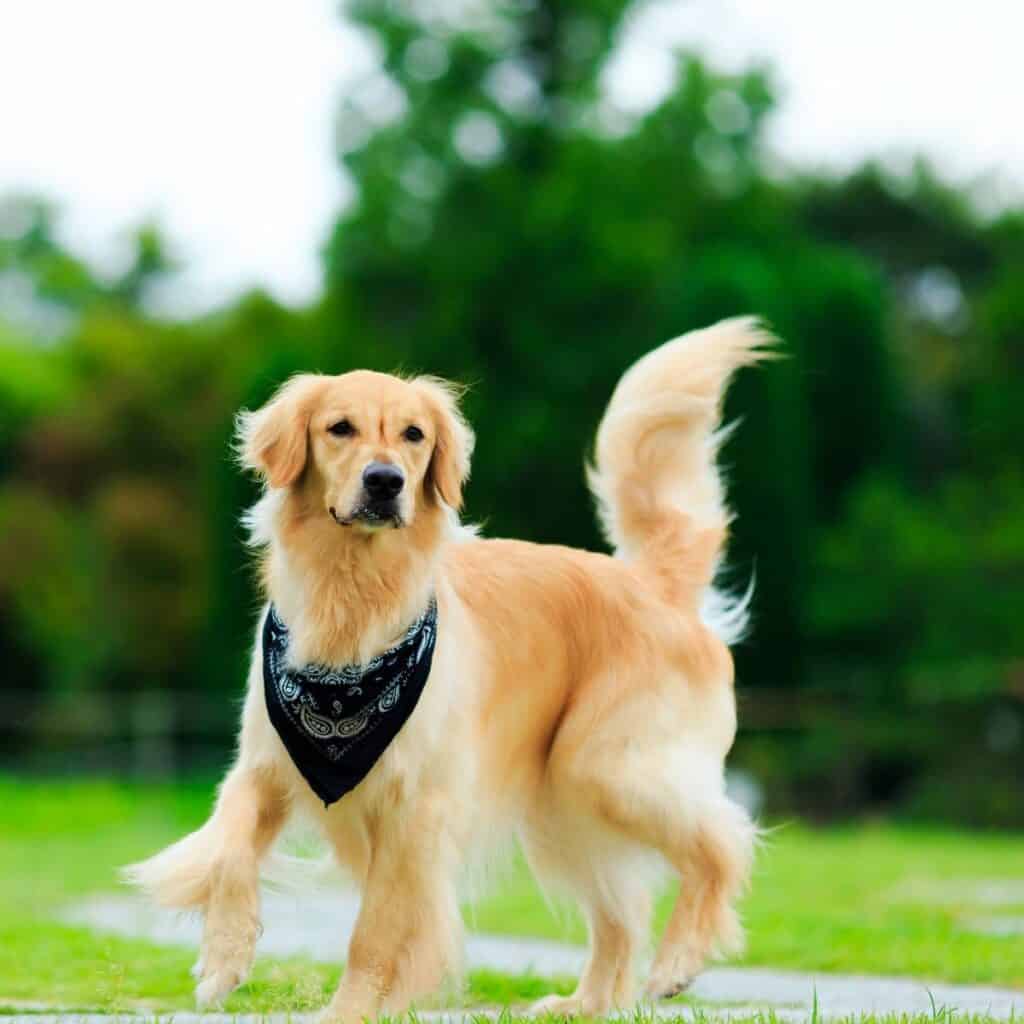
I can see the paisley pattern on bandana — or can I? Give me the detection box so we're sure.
[262,599,437,806]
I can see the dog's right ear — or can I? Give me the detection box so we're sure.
[236,374,324,489]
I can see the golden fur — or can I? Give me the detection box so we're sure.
[125,317,773,1021]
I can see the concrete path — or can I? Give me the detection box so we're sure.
[62,891,1024,1020]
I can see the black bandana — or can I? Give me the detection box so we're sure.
[262,599,437,806]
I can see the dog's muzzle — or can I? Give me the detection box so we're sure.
[331,462,406,528]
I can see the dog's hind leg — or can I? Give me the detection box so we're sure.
[642,793,754,998]
[125,764,291,1006]
[548,728,756,1002]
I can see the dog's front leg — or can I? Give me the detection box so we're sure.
[321,809,462,1024]
[127,762,291,1005]
[192,765,291,1005]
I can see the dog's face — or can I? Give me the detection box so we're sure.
[239,371,473,531]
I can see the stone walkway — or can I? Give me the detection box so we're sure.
[61,890,1023,1020]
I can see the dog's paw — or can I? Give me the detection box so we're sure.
[643,960,700,1001]
[531,993,624,1018]
[195,967,246,1008]
[643,976,694,1000]
[316,1002,370,1024]
[192,938,255,1006]
[193,915,259,1006]
[532,994,584,1017]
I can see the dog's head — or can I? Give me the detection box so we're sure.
[237,371,473,532]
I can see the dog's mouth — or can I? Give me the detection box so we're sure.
[329,504,405,530]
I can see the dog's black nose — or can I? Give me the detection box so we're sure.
[362,462,405,499]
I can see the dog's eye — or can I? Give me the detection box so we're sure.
[328,419,355,437]
[403,425,424,443]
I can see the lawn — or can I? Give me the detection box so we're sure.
[0,776,1021,1018]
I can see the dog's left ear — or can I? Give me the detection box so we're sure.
[237,374,325,489]
[415,377,475,511]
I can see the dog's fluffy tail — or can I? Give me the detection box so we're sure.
[587,316,775,638]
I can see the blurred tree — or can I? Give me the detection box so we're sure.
[0,196,103,317]
[109,222,179,308]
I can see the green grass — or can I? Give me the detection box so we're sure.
[0,775,1022,1016]
[475,825,1024,988]
[0,776,574,1014]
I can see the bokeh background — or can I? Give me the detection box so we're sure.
[1,0,1022,827]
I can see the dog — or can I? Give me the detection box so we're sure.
[125,316,771,1021]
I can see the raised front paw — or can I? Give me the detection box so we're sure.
[193,918,260,1007]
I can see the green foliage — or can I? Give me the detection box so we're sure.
[0,0,1022,821]
[813,474,1024,684]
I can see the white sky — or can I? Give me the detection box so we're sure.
[1,0,1022,313]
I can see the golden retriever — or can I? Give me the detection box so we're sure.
[126,317,771,1021]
